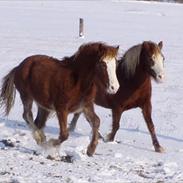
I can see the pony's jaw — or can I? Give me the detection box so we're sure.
[104,57,120,94]
[151,53,165,83]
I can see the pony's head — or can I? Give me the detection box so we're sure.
[142,41,165,83]
[95,43,120,94]
[76,42,120,94]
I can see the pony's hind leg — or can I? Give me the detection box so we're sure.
[46,109,69,147]
[33,106,50,144]
[34,106,50,129]
[20,95,46,145]
[83,105,100,156]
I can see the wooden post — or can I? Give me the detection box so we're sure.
[79,18,84,38]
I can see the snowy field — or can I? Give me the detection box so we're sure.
[0,0,183,182]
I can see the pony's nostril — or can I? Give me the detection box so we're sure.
[158,74,163,79]
[158,75,162,79]
[111,86,114,90]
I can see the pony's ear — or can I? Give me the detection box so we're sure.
[142,41,150,50]
[158,41,163,50]
[116,45,120,50]
[99,43,104,53]
[114,45,119,54]
[98,43,106,59]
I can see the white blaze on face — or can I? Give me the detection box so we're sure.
[151,53,165,82]
[103,56,120,94]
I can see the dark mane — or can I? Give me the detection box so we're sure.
[60,42,118,68]
[61,55,75,66]
[75,42,118,60]
[119,44,142,79]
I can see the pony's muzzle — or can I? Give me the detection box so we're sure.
[156,72,165,83]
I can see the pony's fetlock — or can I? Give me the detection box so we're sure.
[87,144,96,157]
[47,138,61,147]
[155,145,165,153]
[104,133,114,142]
[33,130,46,145]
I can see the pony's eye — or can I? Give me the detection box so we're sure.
[101,62,106,68]
[152,54,156,61]
[162,55,165,61]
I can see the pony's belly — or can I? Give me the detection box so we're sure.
[72,107,83,114]
[69,102,84,113]
[36,102,55,112]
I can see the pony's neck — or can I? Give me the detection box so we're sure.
[73,57,97,91]
[117,60,151,88]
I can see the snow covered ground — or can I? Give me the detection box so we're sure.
[0,0,183,182]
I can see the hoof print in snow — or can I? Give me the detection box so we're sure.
[32,150,40,156]
[0,139,15,148]
[0,171,10,175]
[116,140,122,144]
[46,155,73,163]
[61,155,73,163]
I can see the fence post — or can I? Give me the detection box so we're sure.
[79,18,84,38]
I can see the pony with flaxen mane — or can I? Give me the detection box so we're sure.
[0,42,119,156]
[70,41,165,153]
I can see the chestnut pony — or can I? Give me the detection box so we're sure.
[0,42,119,156]
[70,41,165,153]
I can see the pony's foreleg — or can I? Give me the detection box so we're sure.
[69,112,81,132]
[106,108,122,142]
[47,110,69,147]
[58,110,69,143]
[142,102,165,153]
[70,112,103,140]
[83,105,100,156]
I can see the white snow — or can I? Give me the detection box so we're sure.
[0,0,183,182]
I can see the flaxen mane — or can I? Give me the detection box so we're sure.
[120,44,142,78]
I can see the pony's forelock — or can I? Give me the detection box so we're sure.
[75,42,118,61]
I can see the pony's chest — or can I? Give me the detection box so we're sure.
[67,87,96,113]
[122,85,151,110]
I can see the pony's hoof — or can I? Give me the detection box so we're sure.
[87,145,96,157]
[69,125,75,132]
[104,133,114,142]
[33,130,46,145]
[47,138,61,147]
[155,146,165,153]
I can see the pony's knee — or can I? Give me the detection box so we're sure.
[32,129,46,145]
[93,116,100,129]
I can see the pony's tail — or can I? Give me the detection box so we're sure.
[0,68,16,116]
